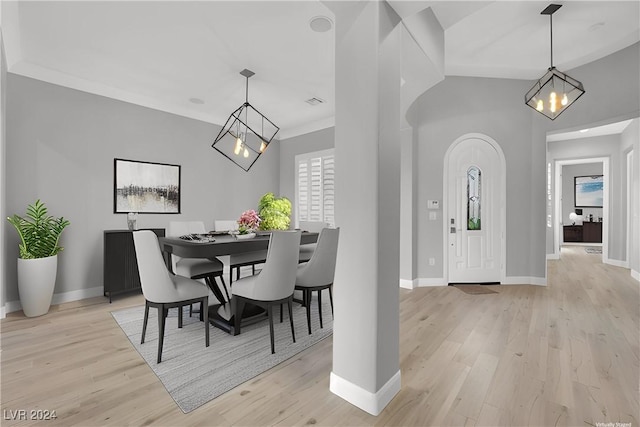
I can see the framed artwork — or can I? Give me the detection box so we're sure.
[574,175,603,208]
[114,158,181,214]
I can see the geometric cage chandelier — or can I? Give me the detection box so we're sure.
[524,4,585,120]
[212,69,279,171]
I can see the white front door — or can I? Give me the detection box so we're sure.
[447,137,503,283]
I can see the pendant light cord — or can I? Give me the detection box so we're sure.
[549,14,554,68]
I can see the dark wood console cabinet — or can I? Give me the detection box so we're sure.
[583,221,603,243]
[104,229,165,302]
[563,222,602,244]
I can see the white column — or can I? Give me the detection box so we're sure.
[329,1,402,415]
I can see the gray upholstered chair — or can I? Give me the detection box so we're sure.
[215,219,267,284]
[231,230,301,354]
[168,221,229,307]
[133,230,210,363]
[298,221,329,263]
[295,227,339,334]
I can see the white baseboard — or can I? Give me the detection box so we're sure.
[399,279,414,290]
[330,370,401,416]
[546,253,560,260]
[4,286,104,314]
[632,269,639,282]
[416,278,446,287]
[0,305,5,320]
[604,258,628,268]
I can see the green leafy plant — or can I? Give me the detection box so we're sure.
[7,200,70,259]
[257,192,291,230]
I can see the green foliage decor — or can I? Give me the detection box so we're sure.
[7,200,70,259]
[257,192,292,231]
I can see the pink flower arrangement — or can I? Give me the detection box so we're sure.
[237,209,261,234]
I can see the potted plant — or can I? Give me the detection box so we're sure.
[257,192,292,231]
[235,209,261,239]
[7,200,70,317]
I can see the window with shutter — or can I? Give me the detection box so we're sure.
[295,149,335,228]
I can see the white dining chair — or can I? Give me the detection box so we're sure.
[215,219,267,284]
[168,221,229,309]
[298,221,329,263]
[231,230,301,354]
[295,227,339,334]
[133,230,210,363]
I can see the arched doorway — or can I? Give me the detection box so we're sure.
[443,134,506,283]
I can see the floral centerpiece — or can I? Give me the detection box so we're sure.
[237,209,261,235]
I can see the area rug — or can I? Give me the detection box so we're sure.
[585,247,602,254]
[111,299,332,413]
[452,285,499,295]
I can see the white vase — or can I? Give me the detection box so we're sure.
[235,232,256,240]
[17,255,58,317]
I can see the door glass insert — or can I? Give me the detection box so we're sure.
[467,166,481,230]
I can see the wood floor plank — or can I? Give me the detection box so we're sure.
[1,245,638,426]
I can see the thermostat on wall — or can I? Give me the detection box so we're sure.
[427,200,440,209]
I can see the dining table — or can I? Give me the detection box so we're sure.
[158,231,319,334]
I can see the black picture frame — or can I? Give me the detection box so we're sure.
[114,158,181,214]
[574,175,603,208]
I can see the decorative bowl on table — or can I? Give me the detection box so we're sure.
[235,232,256,240]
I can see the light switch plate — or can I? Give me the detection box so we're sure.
[429,211,437,220]
[427,200,440,209]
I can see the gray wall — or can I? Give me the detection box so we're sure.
[1,32,6,313]
[562,163,604,225]
[279,127,334,225]
[408,76,536,279]
[621,119,640,272]
[408,42,639,281]
[4,74,280,305]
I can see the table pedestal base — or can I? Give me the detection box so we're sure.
[207,303,267,335]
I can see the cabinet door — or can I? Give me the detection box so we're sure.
[583,222,602,243]
[104,229,165,299]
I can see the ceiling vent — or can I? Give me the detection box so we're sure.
[305,97,325,106]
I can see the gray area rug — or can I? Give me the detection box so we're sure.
[585,247,602,254]
[111,298,332,413]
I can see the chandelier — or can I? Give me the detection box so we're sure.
[212,69,279,171]
[524,4,585,120]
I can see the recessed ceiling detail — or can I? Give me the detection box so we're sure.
[309,16,333,33]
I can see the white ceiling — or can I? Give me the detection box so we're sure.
[2,1,639,139]
[547,119,634,142]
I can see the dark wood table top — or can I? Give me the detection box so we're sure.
[159,231,318,259]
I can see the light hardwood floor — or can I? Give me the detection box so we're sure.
[2,246,638,426]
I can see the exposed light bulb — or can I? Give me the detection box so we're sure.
[536,99,544,111]
[260,141,267,152]
[549,101,556,113]
[234,137,243,155]
[561,94,568,106]
[549,91,557,100]
[243,148,249,158]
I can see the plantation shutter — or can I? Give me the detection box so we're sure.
[295,149,335,227]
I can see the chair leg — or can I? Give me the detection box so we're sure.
[189,304,193,318]
[288,299,296,344]
[318,289,323,329]
[141,301,150,344]
[178,305,183,328]
[233,297,245,336]
[280,304,284,323]
[329,285,334,317]
[199,300,204,322]
[306,289,312,335]
[157,304,166,363]
[267,305,275,354]
[203,297,210,347]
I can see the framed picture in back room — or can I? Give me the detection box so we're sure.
[574,175,603,208]
[114,158,181,214]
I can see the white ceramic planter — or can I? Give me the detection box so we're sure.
[235,232,256,240]
[17,255,58,317]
